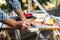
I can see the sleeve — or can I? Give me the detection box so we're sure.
[6,0,21,10]
[0,9,8,21]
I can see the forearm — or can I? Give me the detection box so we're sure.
[1,18,18,28]
[6,0,27,21]
[14,9,26,20]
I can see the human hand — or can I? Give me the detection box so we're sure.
[17,21,30,31]
[23,20,35,27]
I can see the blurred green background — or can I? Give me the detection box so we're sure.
[0,0,60,13]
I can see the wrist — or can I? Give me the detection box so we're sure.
[15,21,19,28]
[15,21,23,29]
[21,18,27,21]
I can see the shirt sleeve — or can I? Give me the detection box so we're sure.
[0,9,8,21]
[6,0,21,10]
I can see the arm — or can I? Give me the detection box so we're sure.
[14,9,26,20]
[6,0,26,20]
[2,18,18,28]
[6,0,32,26]
[0,8,29,30]
[2,18,29,30]
[0,9,18,28]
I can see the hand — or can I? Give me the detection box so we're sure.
[24,19,36,26]
[17,21,30,31]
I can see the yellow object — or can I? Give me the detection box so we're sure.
[47,18,54,24]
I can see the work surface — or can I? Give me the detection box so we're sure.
[1,21,60,30]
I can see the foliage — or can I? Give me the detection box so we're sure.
[38,0,51,5]
[21,0,51,10]
[0,4,12,13]
[0,0,51,12]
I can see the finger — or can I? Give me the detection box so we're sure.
[24,21,30,26]
[23,23,29,28]
[25,27,28,30]
[21,26,25,31]
[21,23,29,31]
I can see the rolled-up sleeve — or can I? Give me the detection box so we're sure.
[0,9,8,21]
[6,0,21,10]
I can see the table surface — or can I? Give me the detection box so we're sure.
[1,21,60,30]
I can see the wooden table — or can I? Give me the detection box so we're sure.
[1,21,60,40]
[34,22,60,40]
[26,21,60,40]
